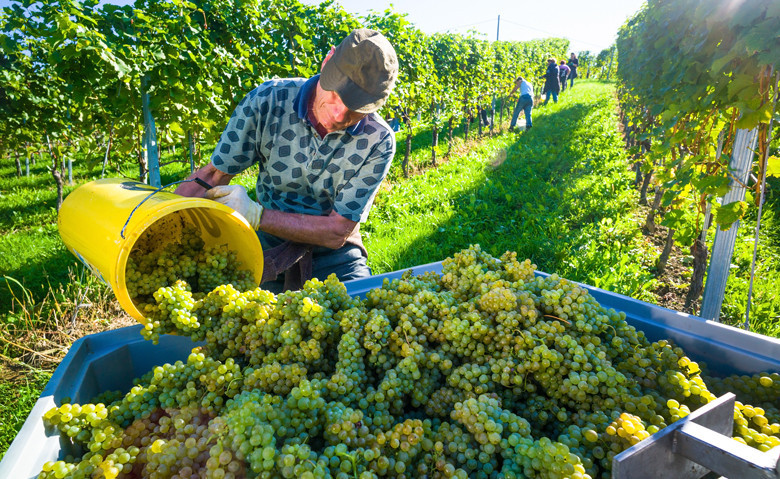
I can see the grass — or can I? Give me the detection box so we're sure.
[366,81,660,301]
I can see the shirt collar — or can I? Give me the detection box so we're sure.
[293,74,366,136]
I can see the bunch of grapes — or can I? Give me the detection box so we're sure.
[40,245,780,479]
[125,220,255,319]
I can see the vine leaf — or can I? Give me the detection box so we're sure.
[714,200,749,230]
[693,175,729,197]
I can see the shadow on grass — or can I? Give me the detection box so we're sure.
[0,193,60,232]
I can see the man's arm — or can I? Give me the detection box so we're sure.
[260,209,357,250]
[205,183,359,249]
[174,163,235,197]
[509,77,522,96]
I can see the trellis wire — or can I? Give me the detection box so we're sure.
[744,67,779,331]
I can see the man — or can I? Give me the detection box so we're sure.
[508,76,533,131]
[542,58,560,105]
[175,29,398,292]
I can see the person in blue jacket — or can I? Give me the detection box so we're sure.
[543,58,560,105]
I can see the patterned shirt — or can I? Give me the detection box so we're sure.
[211,75,396,223]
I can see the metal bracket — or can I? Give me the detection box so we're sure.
[613,393,780,479]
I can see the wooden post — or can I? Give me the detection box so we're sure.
[491,15,499,135]
[700,127,758,321]
[745,69,778,330]
[490,97,495,135]
[499,96,504,130]
[14,151,22,177]
[188,130,195,173]
[142,74,161,187]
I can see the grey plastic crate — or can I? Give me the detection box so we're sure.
[1,262,779,478]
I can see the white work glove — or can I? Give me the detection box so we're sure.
[206,185,264,230]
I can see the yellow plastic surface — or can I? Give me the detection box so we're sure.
[58,178,264,324]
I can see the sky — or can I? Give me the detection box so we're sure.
[0,0,646,54]
[300,0,647,54]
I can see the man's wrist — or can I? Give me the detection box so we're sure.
[255,203,265,231]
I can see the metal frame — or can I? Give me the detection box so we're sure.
[613,393,780,479]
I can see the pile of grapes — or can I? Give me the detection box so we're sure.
[41,245,780,478]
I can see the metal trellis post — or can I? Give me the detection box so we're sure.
[700,127,759,321]
[142,74,161,188]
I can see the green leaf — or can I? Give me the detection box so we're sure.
[715,200,748,230]
[169,122,185,135]
[693,175,729,197]
[727,73,755,100]
[711,50,737,75]
[735,103,772,129]
[729,3,765,27]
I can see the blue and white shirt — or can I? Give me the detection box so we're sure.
[211,75,396,223]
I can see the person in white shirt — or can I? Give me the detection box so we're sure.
[509,76,534,131]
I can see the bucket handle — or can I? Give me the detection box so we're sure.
[120,178,214,239]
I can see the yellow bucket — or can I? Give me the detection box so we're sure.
[58,178,263,324]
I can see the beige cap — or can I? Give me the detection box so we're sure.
[320,28,398,114]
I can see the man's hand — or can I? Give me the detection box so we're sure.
[206,185,263,230]
[174,163,234,197]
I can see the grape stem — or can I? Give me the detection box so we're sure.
[335,451,360,479]
[543,314,571,325]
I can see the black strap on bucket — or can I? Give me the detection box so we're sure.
[120,178,214,239]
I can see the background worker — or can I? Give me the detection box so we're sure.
[558,60,571,92]
[567,52,579,88]
[175,28,399,292]
[508,75,534,131]
[543,58,561,104]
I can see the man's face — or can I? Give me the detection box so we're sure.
[313,81,367,134]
